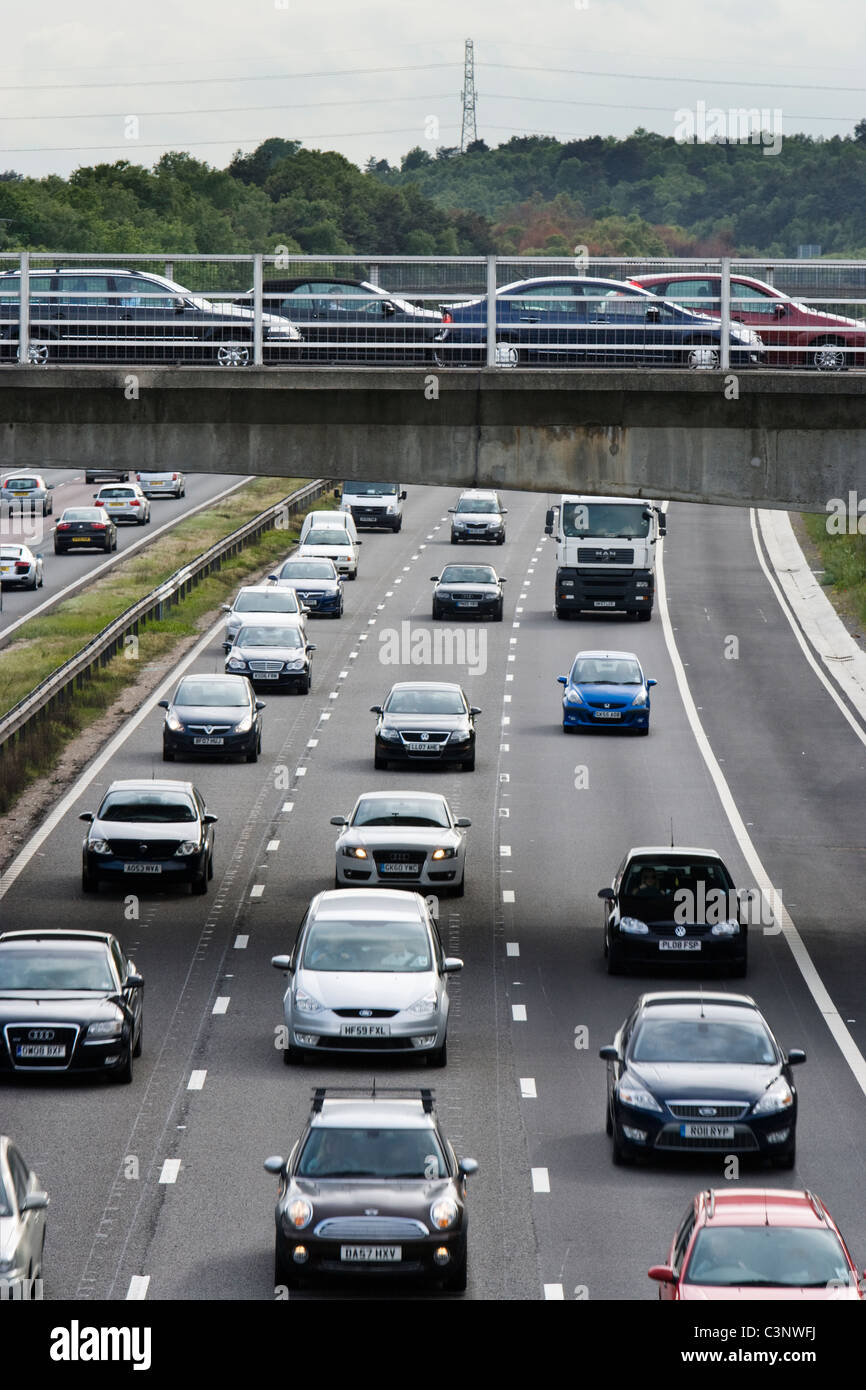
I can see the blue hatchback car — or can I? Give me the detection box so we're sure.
[558,649,656,734]
[433,276,764,369]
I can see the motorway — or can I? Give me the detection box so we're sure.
[0,468,252,642]
[1,483,866,1302]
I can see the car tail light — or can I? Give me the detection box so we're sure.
[56,522,71,530]
[14,561,29,573]
[130,500,140,506]
[442,310,453,324]
[172,473,179,480]
[92,523,106,530]
[95,499,105,506]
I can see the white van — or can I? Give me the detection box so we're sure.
[338,480,406,531]
[299,508,359,546]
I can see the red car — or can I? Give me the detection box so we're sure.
[629,272,866,371]
[649,1188,863,1300]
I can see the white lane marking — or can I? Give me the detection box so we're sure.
[126,1275,150,1300]
[506,942,519,956]
[296,767,307,777]
[377,604,385,611]
[544,1284,565,1300]
[187,1071,207,1090]
[512,621,520,628]
[266,840,279,852]
[250,885,264,898]
[500,743,510,752]
[509,637,518,645]
[319,712,331,721]
[531,1168,550,1193]
[159,1160,181,1184]
[500,845,512,857]
[503,890,515,903]
[359,633,368,640]
[386,591,394,597]
[282,802,294,813]
[234,935,249,949]
[504,695,512,703]
[499,807,510,817]
[329,691,339,699]
[349,651,358,659]
[520,1077,537,1098]
[307,738,318,748]
[500,772,510,782]
[516,607,524,613]
[339,670,349,678]
[508,654,515,662]
[212,997,230,1015]
[512,1003,526,1021]
[506,674,514,682]
[658,519,866,1099]
[0,475,253,644]
[501,716,510,725]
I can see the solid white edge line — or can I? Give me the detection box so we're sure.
[657,513,866,1098]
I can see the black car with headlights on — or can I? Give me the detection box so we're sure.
[268,557,344,618]
[0,930,143,1084]
[599,845,748,976]
[600,992,804,1168]
[223,618,316,693]
[431,564,505,621]
[372,681,481,771]
[80,779,217,895]
[265,1087,478,1290]
[159,673,264,763]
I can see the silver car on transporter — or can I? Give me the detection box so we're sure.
[271,889,463,1068]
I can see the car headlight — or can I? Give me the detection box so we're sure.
[233,713,253,733]
[89,837,112,855]
[226,658,247,671]
[175,840,200,856]
[710,920,740,936]
[344,846,368,859]
[285,1197,313,1229]
[86,1017,123,1041]
[431,847,457,860]
[430,1198,458,1230]
[630,689,648,707]
[294,989,324,1014]
[407,991,438,1016]
[619,917,649,935]
[165,711,184,732]
[565,687,584,706]
[386,502,397,513]
[617,1073,663,1112]
[449,729,471,743]
[266,326,302,341]
[378,727,401,742]
[752,1079,794,1115]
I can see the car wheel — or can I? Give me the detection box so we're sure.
[730,955,748,978]
[427,1038,447,1068]
[605,1096,613,1136]
[162,748,174,762]
[637,609,652,622]
[215,340,252,368]
[191,874,208,895]
[442,1250,467,1291]
[115,1045,134,1085]
[685,340,720,369]
[606,937,624,975]
[637,725,650,737]
[453,872,465,898]
[460,752,475,771]
[246,743,259,763]
[54,545,63,555]
[393,519,402,532]
[432,603,441,620]
[81,867,99,893]
[374,753,387,770]
[347,569,357,580]
[496,534,505,545]
[555,607,568,620]
[104,538,112,551]
[23,341,50,365]
[611,1123,635,1166]
[299,670,311,694]
[283,1044,304,1067]
[27,572,38,590]
[133,1020,142,1058]
[207,853,214,881]
[773,1144,796,1170]
[450,532,459,544]
[494,601,503,621]
[811,340,846,371]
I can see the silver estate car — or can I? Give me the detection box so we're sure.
[331,791,470,895]
[92,482,151,525]
[271,889,463,1068]
[0,1137,49,1295]
[221,584,307,645]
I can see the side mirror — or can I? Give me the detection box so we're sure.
[264,1156,286,1176]
[598,887,615,901]
[203,813,218,825]
[222,642,232,653]
[271,955,292,972]
[787,1049,807,1066]
[306,643,317,653]
[443,957,464,974]
[774,302,787,317]
[599,1044,619,1061]
[646,305,660,322]
[658,515,667,537]
[430,575,440,582]
[173,297,186,313]
[448,508,456,514]
[20,1192,50,1213]
[370,705,382,715]
[267,574,279,582]
[646,678,657,689]
[302,605,311,614]
[499,577,507,583]
[255,701,266,711]
[220,604,232,612]
[455,817,471,828]
[157,699,169,709]
[458,1158,479,1178]
[125,973,144,990]
[330,816,348,826]
[557,676,567,686]
[648,1265,676,1285]
[545,508,555,529]
[469,706,482,716]
[399,490,407,500]
[79,812,94,823]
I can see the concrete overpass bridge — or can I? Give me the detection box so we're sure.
[0,365,864,511]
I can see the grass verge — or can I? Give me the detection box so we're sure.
[800,514,866,633]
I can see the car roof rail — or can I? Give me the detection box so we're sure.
[310,1085,436,1113]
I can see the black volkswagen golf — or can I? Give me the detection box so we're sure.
[600,992,805,1169]
[265,1087,478,1290]
[0,930,143,1084]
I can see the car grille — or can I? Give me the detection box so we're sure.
[655,1126,759,1152]
[577,547,635,564]
[374,852,426,873]
[313,1217,429,1240]
[575,571,635,598]
[399,732,449,746]
[5,1023,79,1068]
[107,838,184,858]
[247,660,283,672]
[332,1008,399,1018]
[451,592,487,602]
[668,1102,749,1121]
[296,590,323,601]
[187,724,233,735]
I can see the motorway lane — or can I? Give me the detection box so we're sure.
[0,466,252,634]
[0,484,541,1301]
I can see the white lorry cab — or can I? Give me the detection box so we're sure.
[544,495,667,621]
[337,480,406,531]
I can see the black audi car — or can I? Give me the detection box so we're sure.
[80,779,217,895]
[159,673,264,762]
[235,278,442,362]
[54,507,118,554]
[371,682,481,771]
[223,619,315,693]
[268,558,344,618]
[600,992,805,1168]
[599,845,748,976]
[0,930,143,1084]
[265,1087,478,1290]
[431,564,505,621]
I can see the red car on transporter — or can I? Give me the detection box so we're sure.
[629,272,866,371]
[649,1188,864,1300]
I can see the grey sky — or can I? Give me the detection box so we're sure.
[2,0,865,177]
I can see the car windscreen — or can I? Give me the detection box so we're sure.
[385,689,465,715]
[297,1127,447,1179]
[61,509,104,521]
[562,502,650,539]
[0,944,114,991]
[342,482,398,496]
[456,498,497,513]
[439,567,496,584]
[174,680,248,706]
[302,921,431,972]
[571,658,643,685]
[235,625,303,647]
[352,797,450,828]
[97,791,197,822]
[684,1226,852,1288]
[234,590,298,611]
[278,562,334,579]
[630,1018,776,1065]
[303,529,352,546]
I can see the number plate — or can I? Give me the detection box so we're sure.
[404,742,439,752]
[253,672,280,680]
[0,565,12,574]
[17,1044,65,1059]
[593,600,617,607]
[72,536,92,541]
[381,863,419,874]
[456,600,479,608]
[681,1123,735,1140]
[340,1245,401,1263]
[193,736,224,745]
[123,862,162,873]
[659,940,701,951]
[593,710,621,720]
[339,1023,390,1037]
